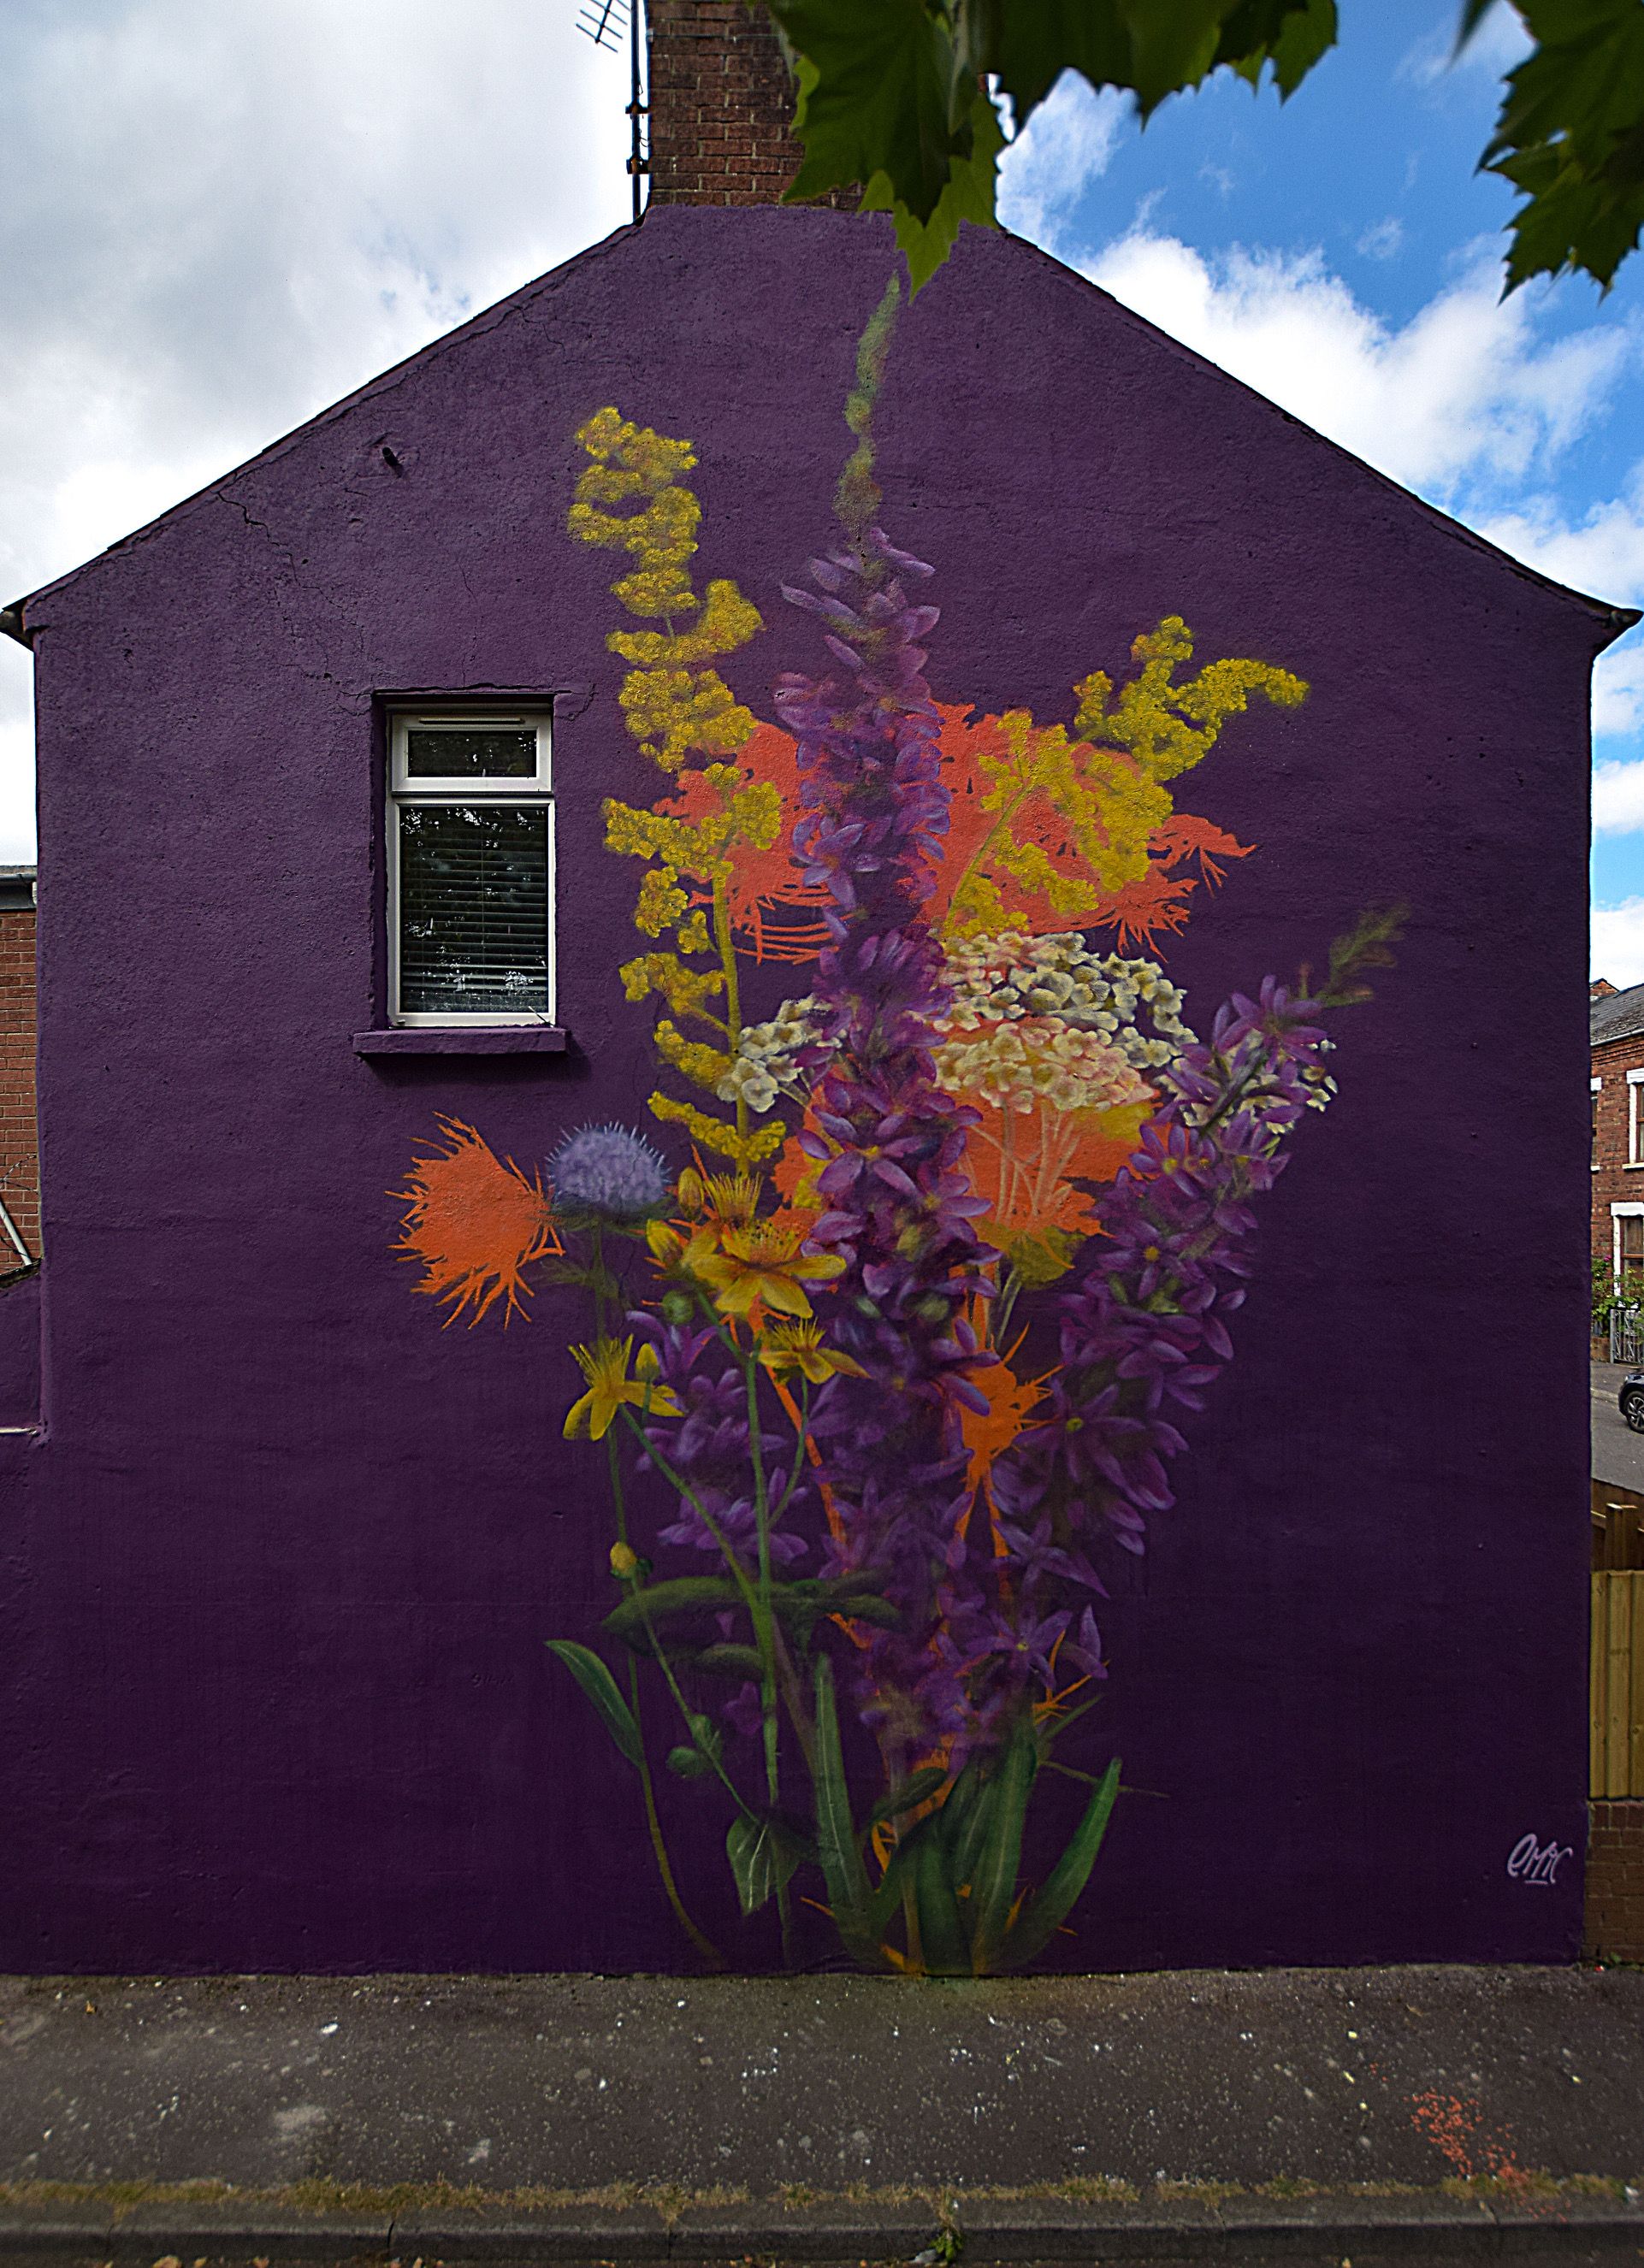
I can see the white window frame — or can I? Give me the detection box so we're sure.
[1594,1075,1604,1171]
[387,708,555,1027]
[1614,1201,1644,1285]
[1628,1068,1644,1166]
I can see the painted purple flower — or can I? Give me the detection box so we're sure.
[991,972,1343,1571]
[549,1123,671,1221]
[774,523,1001,1762]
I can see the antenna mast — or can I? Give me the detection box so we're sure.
[577,0,648,222]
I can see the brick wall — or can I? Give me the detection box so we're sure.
[0,901,38,1261]
[1585,1801,1644,1960]
[647,0,853,207]
[1590,1029,1644,1287]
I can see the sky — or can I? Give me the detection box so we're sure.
[3,0,1642,972]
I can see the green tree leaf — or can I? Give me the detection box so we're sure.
[776,0,968,216]
[764,0,1644,300]
[544,1639,642,1769]
[1483,1,1644,292]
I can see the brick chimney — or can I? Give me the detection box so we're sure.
[646,0,842,206]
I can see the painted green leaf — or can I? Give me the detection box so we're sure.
[544,1640,642,1769]
[1000,1757,1122,1970]
[725,1814,800,1917]
[944,1768,997,1895]
[967,1717,1038,1972]
[868,1763,949,1825]
[666,1745,716,1779]
[604,1576,742,1645]
[812,1654,887,1964]
[667,1711,724,1777]
[692,1643,767,1680]
[914,1829,972,1976]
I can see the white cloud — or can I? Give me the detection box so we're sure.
[1397,3,1531,89]
[998,74,1129,249]
[1082,229,1630,499]
[1356,216,1404,262]
[0,0,631,864]
[1592,898,1644,985]
[1476,481,1644,608]
[1595,646,1644,744]
[1595,755,1644,835]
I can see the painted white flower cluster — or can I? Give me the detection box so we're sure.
[936,932,1193,1071]
[716,995,827,1113]
[716,931,1198,1125]
[931,1019,1155,1118]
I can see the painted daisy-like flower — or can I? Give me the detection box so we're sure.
[563,1337,683,1441]
[688,1220,846,1321]
[549,1124,672,1222]
[757,1319,867,1384]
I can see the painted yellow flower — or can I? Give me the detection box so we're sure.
[758,1320,867,1385]
[610,1541,640,1579]
[689,1220,846,1321]
[564,1338,682,1442]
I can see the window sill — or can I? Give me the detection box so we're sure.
[353,1027,568,1056]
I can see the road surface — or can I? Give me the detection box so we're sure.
[1593,1359,1644,1492]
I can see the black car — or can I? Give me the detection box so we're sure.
[1622,1371,1644,1432]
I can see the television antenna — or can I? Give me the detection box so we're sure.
[577,0,648,223]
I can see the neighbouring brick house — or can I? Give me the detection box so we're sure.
[1591,975,1644,1302]
[1589,972,1644,1961]
[0,864,38,1273]
[0,3,1635,1978]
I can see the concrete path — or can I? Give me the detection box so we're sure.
[0,1966,1641,2261]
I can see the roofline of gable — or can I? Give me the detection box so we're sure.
[0,214,646,647]
[2,208,1641,654]
[1029,240,1641,654]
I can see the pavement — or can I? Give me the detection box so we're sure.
[1591,1363,1644,1495]
[1,1966,1642,2264]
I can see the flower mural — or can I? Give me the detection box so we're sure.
[395,275,1400,1975]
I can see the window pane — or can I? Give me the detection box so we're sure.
[405,728,536,779]
[398,803,550,1014]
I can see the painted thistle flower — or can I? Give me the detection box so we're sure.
[563,1337,682,1441]
[549,1123,672,1222]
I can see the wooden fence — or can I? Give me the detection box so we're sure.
[1592,1570,1644,1798]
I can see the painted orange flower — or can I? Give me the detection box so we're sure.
[394,1116,561,1325]
[959,1355,1049,1510]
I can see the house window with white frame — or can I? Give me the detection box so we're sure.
[387,710,554,1025]
[1629,1067,1644,1166]
[1594,1076,1604,1170]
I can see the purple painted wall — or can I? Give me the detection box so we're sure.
[0,207,1615,1971]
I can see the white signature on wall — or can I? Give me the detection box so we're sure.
[1505,1833,1571,1886]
